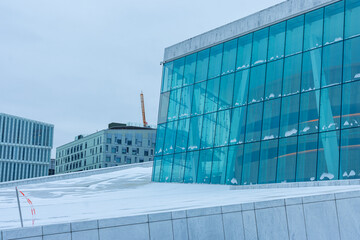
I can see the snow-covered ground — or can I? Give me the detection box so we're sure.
[1,164,360,230]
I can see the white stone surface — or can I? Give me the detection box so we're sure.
[242,210,258,240]
[336,197,360,239]
[222,212,244,240]
[187,215,224,240]
[285,205,307,240]
[172,219,188,240]
[256,207,289,240]
[98,224,149,240]
[149,221,173,240]
[72,230,99,240]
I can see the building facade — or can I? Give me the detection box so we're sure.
[153,0,360,185]
[0,113,54,182]
[55,123,156,174]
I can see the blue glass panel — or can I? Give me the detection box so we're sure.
[258,139,278,184]
[195,49,210,83]
[321,42,343,87]
[283,54,302,96]
[159,155,173,182]
[299,90,320,135]
[324,1,344,45]
[208,44,223,79]
[163,121,178,155]
[152,156,162,181]
[197,149,213,183]
[302,48,322,92]
[171,153,186,183]
[320,85,341,132]
[204,77,220,113]
[241,142,260,185]
[155,124,166,156]
[236,34,253,70]
[245,102,263,142]
[317,130,340,181]
[265,59,283,100]
[183,53,197,86]
[233,70,250,106]
[342,81,360,128]
[276,136,297,183]
[226,145,244,185]
[285,15,304,56]
[262,98,281,140]
[340,128,360,179]
[167,88,182,121]
[252,28,269,66]
[211,147,228,184]
[296,133,318,182]
[218,73,234,110]
[175,118,190,153]
[188,116,203,151]
[280,95,300,137]
[345,0,360,38]
[161,62,173,92]
[304,8,324,51]
[248,64,266,103]
[343,37,360,82]
[191,82,206,116]
[214,110,231,147]
[172,58,185,89]
[184,151,199,183]
[222,39,237,75]
[229,106,247,145]
[268,22,286,61]
[179,85,193,119]
[200,113,217,149]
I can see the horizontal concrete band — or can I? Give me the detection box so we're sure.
[1,188,360,240]
[0,162,153,189]
[164,0,341,62]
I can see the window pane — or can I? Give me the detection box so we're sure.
[299,90,320,135]
[245,102,263,142]
[345,0,360,38]
[258,139,278,184]
[197,149,213,183]
[265,59,283,100]
[241,142,260,185]
[321,42,343,87]
[200,113,217,149]
[208,44,223,79]
[172,58,185,89]
[163,121,178,155]
[320,85,341,131]
[280,95,300,137]
[236,34,253,70]
[183,53,197,86]
[233,69,250,106]
[214,110,231,147]
[159,155,173,182]
[276,136,297,183]
[175,118,190,153]
[188,116,203,151]
[152,157,162,181]
[155,124,166,156]
[161,62,173,92]
[171,153,186,183]
[204,77,220,113]
[184,151,199,183]
[167,88,182,121]
[229,106,247,145]
[262,98,281,140]
[252,28,269,66]
[343,37,360,82]
[283,54,302,96]
[268,22,286,61]
[342,81,360,128]
[211,147,228,184]
[191,82,206,116]
[179,85,193,119]
[158,92,170,124]
[226,145,244,185]
[296,133,318,182]
[302,48,322,92]
[285,15,304,56]
[324,1,344,45]
[304,8,324,51]
[317,131,340,181]
[222,39,237,75]
[218,73,234,110]
[248,64,266,103]
[340,128,360,179]
[195,49,210,83]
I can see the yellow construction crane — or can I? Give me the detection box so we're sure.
[140,91,148,127]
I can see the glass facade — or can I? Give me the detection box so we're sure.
[154,0,360,185]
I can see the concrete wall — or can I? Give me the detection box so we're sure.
[2,189,360,240]
[163,0,341,62]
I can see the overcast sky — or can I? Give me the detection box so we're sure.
[0,0,283,157]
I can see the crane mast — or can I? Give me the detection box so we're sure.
[140,91,148,127]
